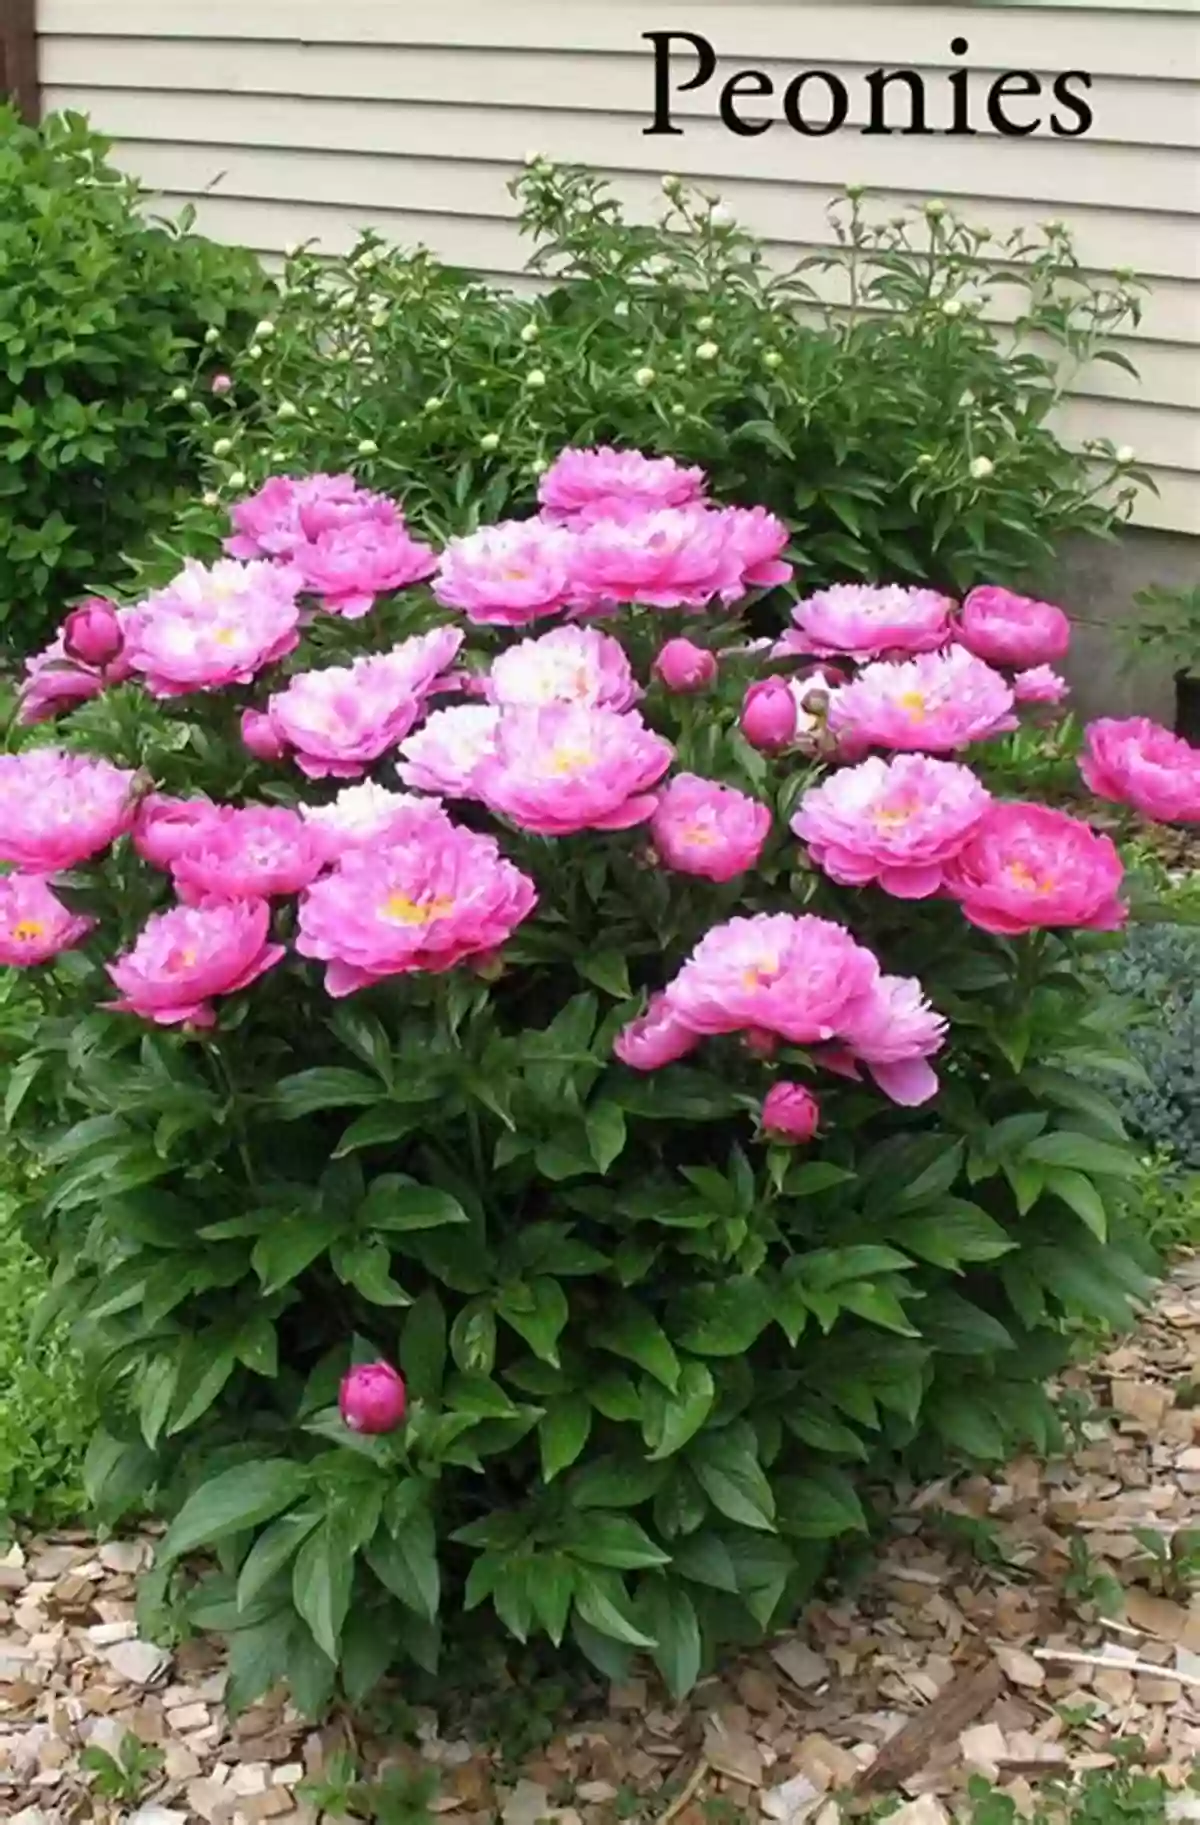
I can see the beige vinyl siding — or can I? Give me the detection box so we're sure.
[38,0,1200,534]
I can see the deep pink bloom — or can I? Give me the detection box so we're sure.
[300,784,455,860]
[435,519,576,626]
[760,1082,820,1143]
[828,648,1016,755]
[241,708,287,762]
[651,774,772,883]
[793,754,992,898]
[958,586,1071,667]
[539,446,707,522]
[475,706,673,836]
[18,609,136,726]
[170,806,326,904]
[782,585,954,661]
[0,875,94,966]
[339,1361,406,1434]
[714,505,794,595]
[396,705,501,797]
[568,507,743,613]
[296,823,537,995]
[226,473,377,561]
[1013,666,1069,705]
[832,973,948,1107]
[613,992,703,1071]
[0,749,137,872]
[125,560,302,697]
[63,598,124,668]
[133,794,221,870]
[654,638,718,694]
[267,628,463,779]
[105,898,284,1028]
[740,678,797,753]
[663,912,880,1045]
[1080,717,1200,825]
[945,802,1126,935]
[485,626,639,713]
[294,520,438,618]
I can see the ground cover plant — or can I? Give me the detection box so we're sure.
[2,448,1197,1722]
[184,164,1147,600]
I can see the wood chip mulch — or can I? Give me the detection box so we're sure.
[3,1254,1198,1825]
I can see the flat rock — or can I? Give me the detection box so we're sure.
[101,1637,171,1686]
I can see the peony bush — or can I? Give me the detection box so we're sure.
[4,446,1189,1717]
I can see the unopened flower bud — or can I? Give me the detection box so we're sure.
[480,432,500,453]
[202,489,219,507]
[740,678,797,754]
[357,438,379,456]
[969,456,995,481]
[338,1361,406,1434]
[228,470,247,490]
[241,708,284,761]
[654,638,718,695]
[760,1082,819,1144]
[695,341,719,362]
[62,599,123,668]
[210,373,233,396]
[941,299,963,319]
[526,369,547,389]
[634,366,656,388]
[763,349,783,370]
[253,319,275,340]
[520,322,540,344]
[1116,444,1135,465]
[203,325,220,346]
[170,384,188,403]
[212,437,234,457]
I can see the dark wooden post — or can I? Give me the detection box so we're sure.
[0,0,39,123]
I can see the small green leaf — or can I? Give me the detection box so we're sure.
[252,1212,343,1295]
[585,1100,627,1172]
[1043,1167,1108,1241]
[688,1424,776,1532]
[237,1511,321,1611]
[366,1510,440,1621]
[539,1396,593,1481]
[642,1361,716,1460]
[572,1568,657,1648]
[273,1068,382,1118]
[293,1519,353,1661]
[1023,1131,1143,1179]
[359,1176,469,1232]
[564,1513,670,1571]
[644,1576,702,1698]
[592,1296,680,1391]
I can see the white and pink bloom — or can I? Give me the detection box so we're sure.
[296,822,536,995]
[828,647,1016,754]
[435,519,576,626]
[613,992,702,1071]
[781,584,954,661]
[958,585,1071,668]
[539,445,707,522]
[830,973,948,1107]
[125,560,302,697]
[651,773,772,883]
[485,625,639,713]
[133,794,221,871]
[567,507,743,613]
[1080,716,1200,825]
[300,783,454,859]
[105,897,284,1028]
[1013,665,1069,705]
[661,912,880,1046]
[0,875,94,967]
[295,520,438,618]
[226,473,388,561]
[396,704,501,798]
[0,749,138,873]
[945,801,1126,935]
[713,506,794,595]
[266,628,463,779]
[792,753,992,899]
[474,705,673,836]
[169,805,326,904]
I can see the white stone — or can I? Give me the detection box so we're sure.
[128,1807,190,1825]
[99,1540,149,1574]
[87,1619,138,1645]
[100,1637,171,1686]
[761,1773,822,1824]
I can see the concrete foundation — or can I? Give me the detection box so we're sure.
[1050,526,1198,727]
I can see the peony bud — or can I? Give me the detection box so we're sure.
[227,470,247,490]
[240,708,285,762]
[212,437,234,457]
[654,637,718,695]
[62,598,123,668]
[520,322,540,344]
[969,456,995,481]
[740,678,797,753]
[356,438,379,456]
[204,325,220,346]
[480,431,500,453]
[339,1360,407,1434]
[210,373,233,396]
[695,340,719,363]
[525,368,547,389]
[760,1082,819,1144]
[634,366,656,388]
[170,384,188,403]
[276,401,298,421]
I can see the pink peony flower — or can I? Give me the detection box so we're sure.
[1013,665,1069,705]
[539,446,707,522]
[0,749,137,872]
[211,372,233,396]
[294,520,438,618]
[827,647,1016,755]
[651,773,772,883]
[297,488,397,546]
[105,897,284,1028]
[0,875,94,966]
[169,806,327,904]
[225,473,379,561]
[241,708,286,762]
[782,584,954,661]
[760,1081,820,1142]
[654,638,718,694]
[18,641,106,725]
[267,627,463,779]
[614,992,703,1071]
[301,783,455,859]
[792,754,992,899]
[1079,717,1200,826]
[740,677,797,753]
[296,822,537,995]
[944,802,1126,935]
[475,705,673,836]
[339,1361,406,1434]
[663,912,880,1045]
[485,626,639,713]
[63,598,124,668]
[125,560,302,697]
[713,505,794,595]
[396,705,501,797]
[958,586,1071,668]
[434,519,577,626]
[133,794,221,870]
[567,506,743,613]
[832,973,948,1107]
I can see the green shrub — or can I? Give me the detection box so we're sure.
[0,107,265,651]
[1094,922,1200,1170]
[190,165,1147,596]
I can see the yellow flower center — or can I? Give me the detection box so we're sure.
[501,567,528,583]
[167,945,199,972]
[742,953,781,989]
[546,744,594,777]
[12,919,45,942]
[1006,860,1056,893]
[213,627,237,646]
[874,800,915,827]
[683,824,718,847]
[381,893,455,926]
[897,691,927,722]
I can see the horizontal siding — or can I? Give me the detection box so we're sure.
[38,0,1200,534]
